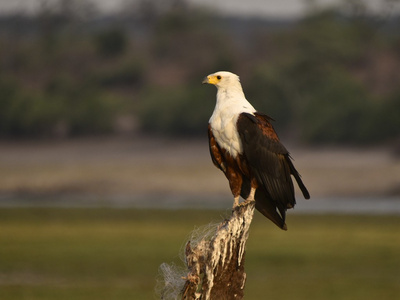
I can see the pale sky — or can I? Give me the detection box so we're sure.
[0,0,398,18]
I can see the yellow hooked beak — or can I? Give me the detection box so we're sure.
[202,75,220,85]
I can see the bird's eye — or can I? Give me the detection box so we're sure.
[217,75,221,80]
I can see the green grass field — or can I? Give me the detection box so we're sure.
[0,208,399,300]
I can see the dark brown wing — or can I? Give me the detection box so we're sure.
[237,112,309,227]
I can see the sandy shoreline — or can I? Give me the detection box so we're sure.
[0,137,399,207]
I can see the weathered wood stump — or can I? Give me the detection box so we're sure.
[159,201,255,300]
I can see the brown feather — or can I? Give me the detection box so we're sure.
[208,113,309,230]
[237,112,309,228]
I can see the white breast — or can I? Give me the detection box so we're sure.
[209,101,255,158]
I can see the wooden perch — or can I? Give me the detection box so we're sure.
[179,201,256,300]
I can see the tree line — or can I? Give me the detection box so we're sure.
[1,0,399,145]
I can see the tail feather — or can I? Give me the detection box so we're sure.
[254,190,287,230]
[287,157,310,199]
[241,178,287,230]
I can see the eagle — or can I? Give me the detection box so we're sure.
[203,71,310,230]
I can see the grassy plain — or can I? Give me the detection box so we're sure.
[0,208,399,300]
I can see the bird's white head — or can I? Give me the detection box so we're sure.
[202,71,241,90]
[203,71,251,111]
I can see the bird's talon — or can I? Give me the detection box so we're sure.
[233,198,255,209]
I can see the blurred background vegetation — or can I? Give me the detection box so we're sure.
[1,0,400,145]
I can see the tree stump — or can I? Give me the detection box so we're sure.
[159,201,256,300]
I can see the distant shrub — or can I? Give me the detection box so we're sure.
[0,77,121,138]
[245,67,294,133]
[46,77,121,136]
[94,28,128,57]
[375,91,400,140]
[94,62,145,88]
[138,84,215,136]
[299,69,375,144]
[60,89,117,135]
[0,80,64,137]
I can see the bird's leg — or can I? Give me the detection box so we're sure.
[229,171,242,208]
[233,195,240,208]
[238,186,256,207]
[246,186,256,202]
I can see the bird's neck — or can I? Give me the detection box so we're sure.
[215,85,253,114]
[216,83,245,101]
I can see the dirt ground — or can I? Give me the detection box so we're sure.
[0,136,399,205]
